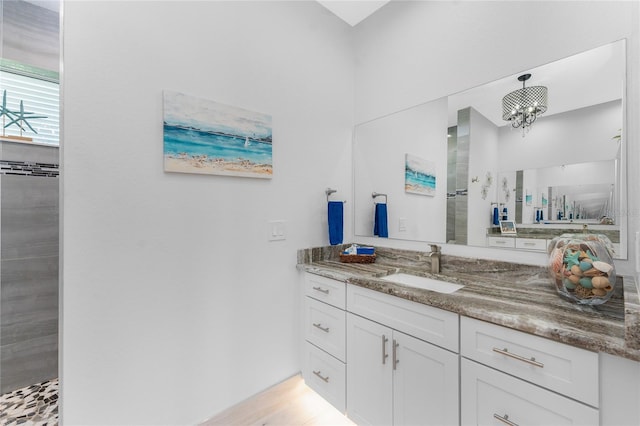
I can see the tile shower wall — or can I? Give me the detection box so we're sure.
[0,140,59,394]
[446,126,457,244]
[454,108,470,245]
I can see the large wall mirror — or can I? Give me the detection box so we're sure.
[353,40,627,259]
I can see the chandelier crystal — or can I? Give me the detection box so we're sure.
[502,73,548,136]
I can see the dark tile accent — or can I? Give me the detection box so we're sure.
[0,378,58,425]
[0,161,59,178]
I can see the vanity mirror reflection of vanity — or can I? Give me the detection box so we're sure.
[353,40,627,259]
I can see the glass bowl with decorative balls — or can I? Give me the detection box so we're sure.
[548,234,616,305]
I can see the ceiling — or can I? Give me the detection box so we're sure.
[316,0,390,26]
[447,41,625,128]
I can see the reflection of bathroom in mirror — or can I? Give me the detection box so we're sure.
[499,160,616,225]
[353,40,626,258]
[353,99,448,242]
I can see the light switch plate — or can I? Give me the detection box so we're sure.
[268,220,286,241]
[635,231,640,273]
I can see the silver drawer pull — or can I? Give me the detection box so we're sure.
[382,335,389,364]
[493,347,544,368]
[312,286,329,294]
[313,370,329,383]
[313,323,329,333]
[392,339,399,370]
[493,413,519,426]
[496,240,506,244]
[523,242,535,246]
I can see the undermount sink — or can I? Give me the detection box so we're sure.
[381,273,464,294]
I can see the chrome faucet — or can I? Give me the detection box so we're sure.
[428,244,441,274]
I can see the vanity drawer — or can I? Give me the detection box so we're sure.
[305,297,346,362]
[461,316,599,407]
[461,358,598,426]
[347,284,459,352]
[303,341,346,413]
[487,236,516,248]
[304,273,346,310]
[515,237,547,251]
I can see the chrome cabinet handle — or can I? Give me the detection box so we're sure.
[312,286,329,294]
[313,370,329,383]
[392,339,400,370]
[493,347,544,368]
[493,413,519,426]
[313,323,329,333]
[382,335,389,364]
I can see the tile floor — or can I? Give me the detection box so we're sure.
[0,378,58,425]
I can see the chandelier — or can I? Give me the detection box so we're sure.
[502,73,548,136]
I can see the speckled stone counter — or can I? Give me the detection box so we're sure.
[486,226,620,243]
[297,244,640,362]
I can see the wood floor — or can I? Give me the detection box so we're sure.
[201,374,355,426]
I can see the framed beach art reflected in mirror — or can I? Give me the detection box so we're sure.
[163,90,273,178]
[405,153,436,196]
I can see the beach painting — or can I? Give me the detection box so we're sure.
[405,153,436,196]
[163,91,272,178]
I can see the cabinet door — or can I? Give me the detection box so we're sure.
[393,331,459,426]
[346,313,393,426]
[461,358,598,426]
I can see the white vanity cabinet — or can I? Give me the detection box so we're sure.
[302,273,347,412]
[487,236,548,251]
[487,236,516,249]
[515,237,548,251]
[460,316,599,425]
[346,284,459,426]
[461,358,599,426]
[301,270,640,426]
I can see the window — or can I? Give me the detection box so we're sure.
[0,63,59,146]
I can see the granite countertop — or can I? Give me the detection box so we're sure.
[486,226,620,243]
[297,245,640,362]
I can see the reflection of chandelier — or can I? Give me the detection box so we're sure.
[502,73,547,136]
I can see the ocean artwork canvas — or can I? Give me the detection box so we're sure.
[163,91,272,178]
[405,153,436,196]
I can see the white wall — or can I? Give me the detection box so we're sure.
[61,1,353,424]
[353,98,447,242]
[354,1,639,275]
[499,101,621,224]
[497,101,622,172]
[60,2,640,423]
[467,108,499,246]
[354,1,635,124]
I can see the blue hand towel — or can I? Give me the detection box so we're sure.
[492,207,500,226]
[328,201,343,245]
[374,203,388,238]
